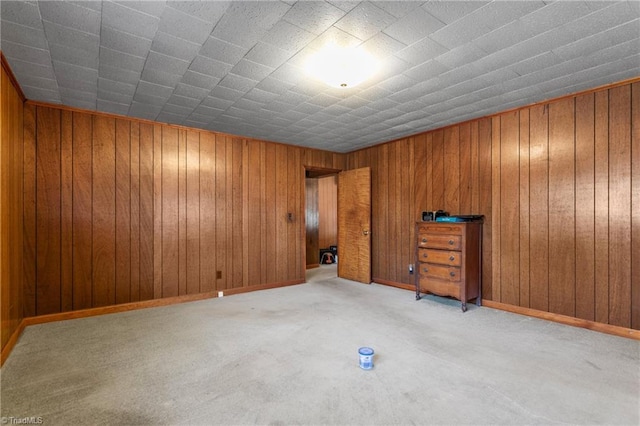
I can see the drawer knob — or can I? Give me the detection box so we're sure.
[449,271,456,277]
[449,255,455,261]
[423,268,429,273]
[448,239,454,245]
[422,238,427,243]
[422,253,428,258]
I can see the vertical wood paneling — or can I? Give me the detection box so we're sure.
[500,111,520,306]
[186,130,200,294]
[130,122,140,302]
[594,91,609,324]
[115,119,131,304]
[387,142,397,282]
[431,130,444,208]
[23,104,36,317]
[36,107,61,315]
[318,175,337,249]
[225,136,234,287]
[400,139,412,283]
[414,134,427,219]
[199,132,216,292]
[214,135,226,289]
[178,130,187,295]
[60,111,73,312]
[153,125,162,298]
[247,140,261,285]
[518,110,530,308]
[306,178,319,265]
[138,123,154,301]
[92,115,116,307]
[575,94,596,320]
[1,64,24,351]
[443,126,460,213]
[265,143,276,284]
[231,138,243,288]
[459,123,471,214]
[529,104,549,312]
[375,144,388,280]
[425,133,433,209]
[161,127,179,298]
[548,98,576,317]
[608,85,632,327]
[288,146,301,280]
[632,82,640,329]
[275,144,288,282]
[72,112,92,309]
[477,119,492,299]
[491,116,501,302]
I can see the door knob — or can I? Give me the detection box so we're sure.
[363,229,370,236]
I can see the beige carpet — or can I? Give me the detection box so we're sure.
[1,265,638,425]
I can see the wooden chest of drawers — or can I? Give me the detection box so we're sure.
[415,221,482,312]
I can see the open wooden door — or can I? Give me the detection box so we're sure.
[337,167,371,283]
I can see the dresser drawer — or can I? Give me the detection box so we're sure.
[418,277,461,300]
[417,233,462,250]
[417,248,461,266]
[417,223,463,235]
[418,263,461,282]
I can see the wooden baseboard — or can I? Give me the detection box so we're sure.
[373,278,414,291]
[220,279,305,296]
[1,320,26,367]
[481,300,639,340]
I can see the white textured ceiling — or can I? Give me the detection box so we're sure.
[1,1,639,153]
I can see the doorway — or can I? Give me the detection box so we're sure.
[305,168,339,280]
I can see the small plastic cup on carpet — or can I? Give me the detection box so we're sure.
[358,347,374,370]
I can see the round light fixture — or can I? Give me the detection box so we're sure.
[305,45,378,89]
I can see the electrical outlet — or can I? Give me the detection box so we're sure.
[408,264,414,274]
[218,291,224,298]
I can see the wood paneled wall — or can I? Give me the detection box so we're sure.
[347,80,640,330]
[1,57,25,351]
[23,103,345,316]
[305,178,319,266]
[318,175,337,249]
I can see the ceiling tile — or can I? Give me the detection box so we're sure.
[145,51,190,76]
[262,20,316,52]
[139,68,182,87]
[100,47,145,73]
[101,1,160,39]
[189,55,234,78]
[100,26,152,57]
[245,42,293,69]
[49,43,98,69]
[136,80,174,99]
[383,7,445,45]
[158,6,216,45]
[2,40,52,66]
[4,58,56,80]
[199,36,248,64]
[180,70,220,90]
[334,2,396,41]
[97,99,130,115]
[1,20,48,49]
[97,89,133,105]
[283,1,345,35]
[98,64,142,85]
[38,1,101,34]
[360,32,406,59]
[173,83,210,100]
[553,19,640,61]
[230,59,275,82]
[167,1,229,22]
[150,31,201,62]
[212,1,291,48]
[421,1,489,24]
[1,1,44,29]
[112,1,166,17]
[43,21,99,53]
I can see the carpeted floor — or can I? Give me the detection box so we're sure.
[1,265,638,425]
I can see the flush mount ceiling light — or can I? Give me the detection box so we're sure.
[305,45,378,89]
